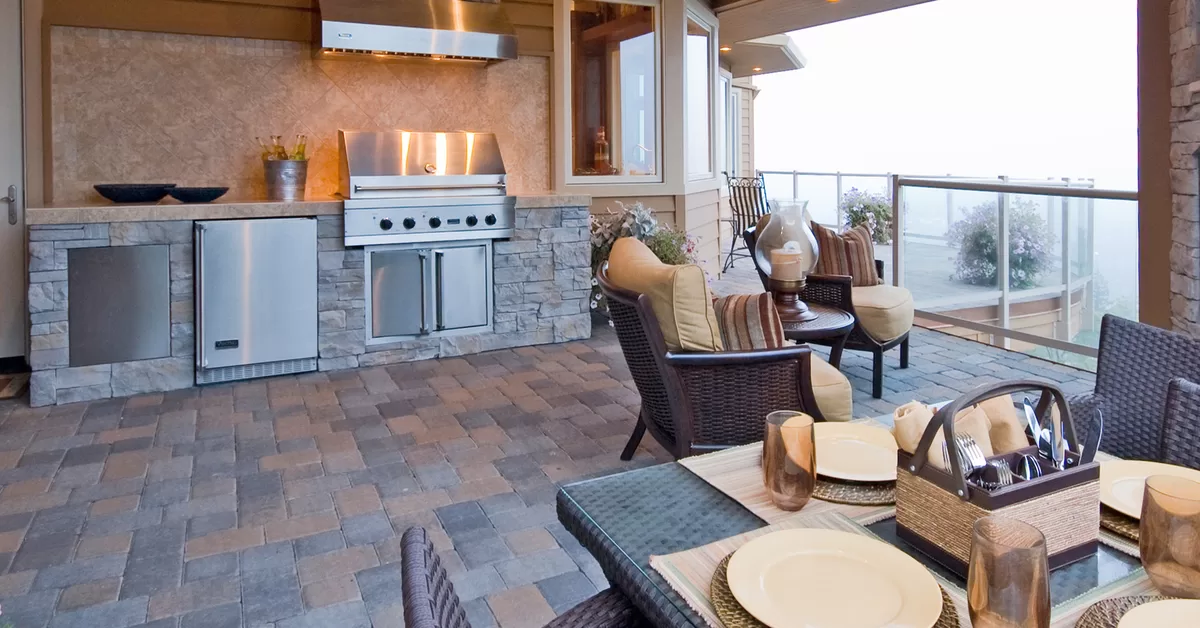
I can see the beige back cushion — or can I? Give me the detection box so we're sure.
[606,237,724,352]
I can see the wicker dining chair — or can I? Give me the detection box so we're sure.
[722,172,771,272]
[597,265,826,461]
[1160,378,1200,470]
[1068,315,1200,461]
[743,226,910,398]
[401,527,648,628]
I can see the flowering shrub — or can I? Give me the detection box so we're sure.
[590,201,700,316]
[840,188,893,244]
[946,200,1055,290]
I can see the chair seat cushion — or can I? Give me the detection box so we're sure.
[851,284,914,343]
[812,355,853,422]
[606,237,723,352]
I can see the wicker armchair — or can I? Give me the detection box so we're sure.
[1069,314,1200,461]
[598,265,826,461]
[401,527,648,628]
[743,226,910,398]
[1159,378,1200,470]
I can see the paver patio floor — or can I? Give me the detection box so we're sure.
[0,322,1092,628]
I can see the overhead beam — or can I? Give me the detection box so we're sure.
[717,0,935,46]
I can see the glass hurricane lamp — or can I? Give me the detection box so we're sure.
[754,201,820,322]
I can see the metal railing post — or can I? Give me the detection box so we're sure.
[892,174,904,288]
[997,175,1011,350]
[836,172,844,228]
[792,171,800,204]
[1083,195,1097,332]
[1058,181,1073,343]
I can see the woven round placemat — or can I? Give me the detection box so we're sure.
[1074,595,1174,628]
[1100,507,1140,542]
[710,553,960,628]
[813,478,896,506]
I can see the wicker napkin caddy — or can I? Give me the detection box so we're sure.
[895,380,1100,578]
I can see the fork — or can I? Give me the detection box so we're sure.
[955,434,987,473]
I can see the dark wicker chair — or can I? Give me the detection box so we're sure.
[1159,378,1200,470]
[1069,314,1200,461]
[401,527,648,628]
[743,225,910,398]
[721,172,771,272]
[597,264,826,461]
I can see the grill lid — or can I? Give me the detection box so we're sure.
[338,130,508,199]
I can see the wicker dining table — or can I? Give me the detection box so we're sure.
[556,457,1145,628]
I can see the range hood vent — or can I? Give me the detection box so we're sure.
[317,0,518,63]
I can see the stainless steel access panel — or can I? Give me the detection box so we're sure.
[195,218,318,384]
[366,240,491,344]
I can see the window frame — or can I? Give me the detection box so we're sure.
[684,6,719,183]
[557,0,665,188]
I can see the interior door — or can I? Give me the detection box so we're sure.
[434,244,488,331]
[0,0,24,360]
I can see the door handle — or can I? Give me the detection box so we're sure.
[418,252,429,334]
[434,250,445,331]
[195,223,208,368]
[2,185,15,225]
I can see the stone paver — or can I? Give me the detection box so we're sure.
[0,322,1093,627]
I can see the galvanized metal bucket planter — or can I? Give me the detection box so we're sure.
[264,159,307,201]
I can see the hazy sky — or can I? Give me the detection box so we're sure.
[753,0,1139,190]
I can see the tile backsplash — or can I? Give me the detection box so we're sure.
[50,27,551,203]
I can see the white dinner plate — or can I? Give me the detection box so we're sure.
[1117,599,1200,627]
[1099,460,1200,519]
[726,528,942,628]
[814,422,899,482]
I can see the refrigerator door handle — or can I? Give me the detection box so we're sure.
[195,223,208,368]
[434,250,445,331]
[418,251,429,335]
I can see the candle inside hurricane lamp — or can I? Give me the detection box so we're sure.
[768,241,807,282]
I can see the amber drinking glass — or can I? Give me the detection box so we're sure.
[967,516,1051,628]
[762,411,815,511]
[1140,475,1200,598]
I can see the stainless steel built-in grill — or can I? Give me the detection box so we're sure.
[338,130,515,344]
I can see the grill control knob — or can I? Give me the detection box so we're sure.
[485,214,497,226]
[379,218,393,231]
[466,215,478,227]
[429,217,442,229]
[402,218,416,230]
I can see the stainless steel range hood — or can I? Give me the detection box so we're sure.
[318,0,518,62]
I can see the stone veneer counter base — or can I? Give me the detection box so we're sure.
[27,198,592,406]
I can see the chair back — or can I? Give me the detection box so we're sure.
[1093,315,1200,460]
[1161,378,1200,470]
[401,527,472,628]
[597,265,680,454]
[726,173,771,234]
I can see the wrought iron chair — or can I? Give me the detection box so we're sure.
[401,527,648,628]
[1068,315,1200,461]
[743,225,910,398]
[722,172,771,272]
[597,264,826,461]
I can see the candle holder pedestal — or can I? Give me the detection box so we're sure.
[768,277,818,323]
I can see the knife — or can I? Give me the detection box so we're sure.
[1080,408,1103,465]
[1051,411,1067,470]
[1022,397,1041,444]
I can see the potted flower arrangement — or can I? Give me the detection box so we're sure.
[590,201,700,317]
[840,187,893,245]
[946,200,1055,290]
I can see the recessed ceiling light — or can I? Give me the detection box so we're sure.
[752,66,763,72]
[719,46,732,52]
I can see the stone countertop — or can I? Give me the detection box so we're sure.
[27,194,592,225]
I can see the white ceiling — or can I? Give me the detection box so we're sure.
[716,0,937,46]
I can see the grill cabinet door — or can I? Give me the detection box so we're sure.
[370,248,429,338]
[434,245,489,331]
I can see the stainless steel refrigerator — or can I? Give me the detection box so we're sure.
[194,218,318,384]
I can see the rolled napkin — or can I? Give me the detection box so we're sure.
[964,395,1030,455]
[893,401,995,472]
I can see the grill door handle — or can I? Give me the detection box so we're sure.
[434,250,445,331]
[418,252,429,334]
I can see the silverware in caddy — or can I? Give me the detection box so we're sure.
[1016,453,1043,481]
[977,459,1015,491]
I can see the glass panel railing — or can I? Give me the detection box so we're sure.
[893,176,1137,370]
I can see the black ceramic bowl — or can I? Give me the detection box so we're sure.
[93,183,177,204]
[169,187,230,204]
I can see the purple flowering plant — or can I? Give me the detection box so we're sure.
[840,187,893,245]
[947,199,1055,290]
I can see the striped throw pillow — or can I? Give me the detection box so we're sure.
[812,222,880,287]
[714,294,786,350]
